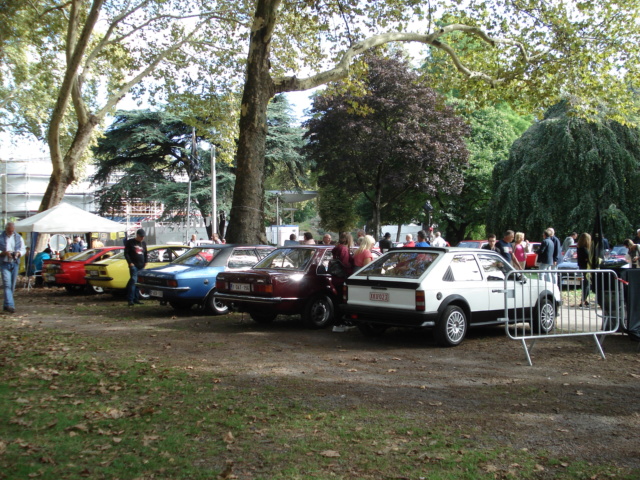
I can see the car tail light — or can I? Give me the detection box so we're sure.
[415,290,425,311]
[167,279,178,287]
[343,285,348,302]
[215,279,227,290]
[251,283,273,294]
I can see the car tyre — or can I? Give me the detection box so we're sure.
[250,312,277,324]
[435,305,467,347]
[357,323,387,337]
[532,296,556,334]
[303,294,334,329]
[204,291,229,315]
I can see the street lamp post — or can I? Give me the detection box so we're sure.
[211,144,217,236]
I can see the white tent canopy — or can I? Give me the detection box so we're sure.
[13,202,125,233]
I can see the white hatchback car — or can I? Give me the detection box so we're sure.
[342,247,561,347]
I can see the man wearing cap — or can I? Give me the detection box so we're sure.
[124,228,148,306]
[0,222,26,313]
[379,232,392,253]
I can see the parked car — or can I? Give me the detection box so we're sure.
[525,242,541,269]
[609,245,628,261]
[455,240,487,248]
[43,247,123,293]
[84,245,188,296]
[556,246,582,287]
[136,244,274,313]
[215,245,379,328]
[342,247,561,347]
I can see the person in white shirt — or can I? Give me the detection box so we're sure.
[0,222,26,313]
[431,231,447,247]
[188,234,198,247]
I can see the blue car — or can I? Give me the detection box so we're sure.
[136,244,274,314]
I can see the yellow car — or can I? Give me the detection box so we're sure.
[84,245,188,295]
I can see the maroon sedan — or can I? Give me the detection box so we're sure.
[43,247,123,293]
[215,245,343,328]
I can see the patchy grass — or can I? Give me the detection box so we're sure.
[1,324,637,480]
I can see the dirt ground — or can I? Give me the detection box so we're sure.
[5,286,640,470]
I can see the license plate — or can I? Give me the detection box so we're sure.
[45,275,55,282]
[150,290,163,298]
[90,270,99,277]
[370,292,389,302]
[231,283,251,292]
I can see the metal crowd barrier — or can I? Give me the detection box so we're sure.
[503,269,624,366]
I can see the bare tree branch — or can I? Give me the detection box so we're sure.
[274,26,548,93]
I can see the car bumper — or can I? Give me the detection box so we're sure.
[342,304,437,328]
[215,292,298,304]
[136,284,191,293]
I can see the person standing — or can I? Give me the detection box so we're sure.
[431,231,447,247]
[125,228,148,306]
[562,232,577,253]
[414,230,430,247]
[0,222,26,313]
[403,234,415,247]
[70,236,83,253]
[482,234,497,251]
[623,239,640,268]
[576,233,592,307]
[379,232,392,252]
[353,235,375,268]
[283,233,298,246]
[322,234,333,245]
[495,230,515,263]
[188,234,198,247]
[301,232,316,244]
[537,229,555,283]
[512,232,527,270]
[633,229,640,245]
[331,232,354,333]
[549,228,562,267]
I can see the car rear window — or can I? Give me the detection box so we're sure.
[173,248,221,267]
[64,248,100,262]
[254,248,315,271]
[355,251,439,279]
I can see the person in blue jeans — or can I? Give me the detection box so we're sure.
[124,228,148,306]
[0,222,26,313]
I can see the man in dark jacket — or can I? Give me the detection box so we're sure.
[549,228,562,266]
[537,229,555,283]
[124,228,148,306]
[379,232,392,252]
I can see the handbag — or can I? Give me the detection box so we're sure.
[328,258,347,277]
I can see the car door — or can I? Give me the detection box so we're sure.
[477,253,514,319]
[444,254,489,323]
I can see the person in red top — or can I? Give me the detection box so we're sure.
[403,234,415,248]
[331,232,354,282]
[353,235,375,268]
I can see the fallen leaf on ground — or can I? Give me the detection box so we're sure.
[319,450,340,458]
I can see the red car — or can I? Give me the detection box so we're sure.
[215,245,358,328]
[43,247,123,293]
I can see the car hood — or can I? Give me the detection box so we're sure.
[140,264,223,278]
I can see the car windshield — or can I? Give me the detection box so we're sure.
[456,241,483,248]
[254,248,315,271]
[64,248,100,262]
[173,248,221,267]
[563,248,578,263]
[108,251,126,260]
[612,246,628,255]
[355,251,439,279]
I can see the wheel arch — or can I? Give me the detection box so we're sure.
[437,295,471,322]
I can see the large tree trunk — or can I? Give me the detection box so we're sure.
[225,0,279,244]
[40,117,98,211]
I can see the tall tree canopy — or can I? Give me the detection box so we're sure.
[91,110,234,230]
[487,101,640,242]
[3,0,640,243]
[304,54,470,237]
[435,101,532,244]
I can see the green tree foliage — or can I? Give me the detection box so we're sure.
[304,55,470,237]
[264,95,310,191]
[436,102,533,244]
[91,110,234,223]
[487,101,640,242]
